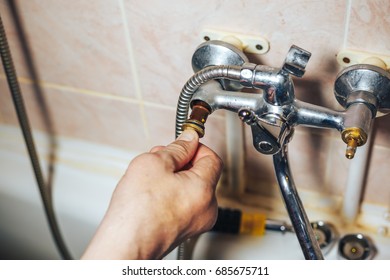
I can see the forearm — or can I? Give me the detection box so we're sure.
[82,197,176,260]
[81,130,222,260]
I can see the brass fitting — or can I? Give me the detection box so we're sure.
[341,127,368,159]
[182,101,211,138]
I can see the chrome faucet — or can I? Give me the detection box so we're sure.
[175,40,390,260]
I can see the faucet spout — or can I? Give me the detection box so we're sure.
[273,145,324,260]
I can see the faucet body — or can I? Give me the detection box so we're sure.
[188,62,386,158]
[176,40,390,260]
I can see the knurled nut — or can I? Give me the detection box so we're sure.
[341,127,368,146]
[182,120,205,138]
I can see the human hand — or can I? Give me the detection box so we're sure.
[81,129,223,259]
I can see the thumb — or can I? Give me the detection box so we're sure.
[157,129,199,171]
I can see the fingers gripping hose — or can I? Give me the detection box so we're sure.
[175,65,241,260]
[0,12,72,259]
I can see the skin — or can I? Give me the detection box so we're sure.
[82,129,223,259]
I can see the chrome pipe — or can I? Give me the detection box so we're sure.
[273,145,324,260]
[294,100,346,131]
[191,80,263,113]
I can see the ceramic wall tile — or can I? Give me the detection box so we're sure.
[287,130,331,194]
[325,134,390,206]
[372,114,390,149]
[323,137,352,197]
[125,0,347,108]
[143,105,177,149]
[0,79,147,151]
[363,145,390,206]
[347,0,390,55]
[0,0,137,98]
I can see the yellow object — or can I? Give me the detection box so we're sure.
[182,121,205,138]
[239,212,267,236]
[341,127,368,159]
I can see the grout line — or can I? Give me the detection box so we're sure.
[117,0,142,102]
[143,101,176,111]
[342,0,353,48]
[0,74,140,104]
[1,73,226,119]
[118,0,150,141]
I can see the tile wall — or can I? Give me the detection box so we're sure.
[1,0,390,206]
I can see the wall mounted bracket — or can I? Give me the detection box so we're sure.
[200,28,270,55]
[337,49,390,70]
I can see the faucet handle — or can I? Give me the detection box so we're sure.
[238,109,281,155]
[282,45,311,77]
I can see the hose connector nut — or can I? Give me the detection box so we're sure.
[182,101,211,138]
[240,63,257,87]
[182,120,205,138]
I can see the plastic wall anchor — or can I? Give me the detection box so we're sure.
[200,28,270,55]
[337,49,390,70]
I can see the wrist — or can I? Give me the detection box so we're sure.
[82,197,179,259]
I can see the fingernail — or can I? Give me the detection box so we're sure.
[178,130,196,142]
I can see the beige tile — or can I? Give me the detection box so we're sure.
[1,0,136,97]
[347,0,390,54]
[0,80,20,125]
[0,79,147,151]
[143,105,176,148]
[244,152,278,198]
[326,135,390,207]
[201,115,228,160]
[294,77,344,114]
[287,129,333,193]
[324,137,352,196]
[125,0,347,108]
[363,145,390,206]
[372,114,390,149]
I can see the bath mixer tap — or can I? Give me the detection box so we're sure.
[175,40,390,260]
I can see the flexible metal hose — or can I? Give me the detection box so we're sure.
[0,12,72,259]
[175,65,241,260]
[175,65,241,138]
